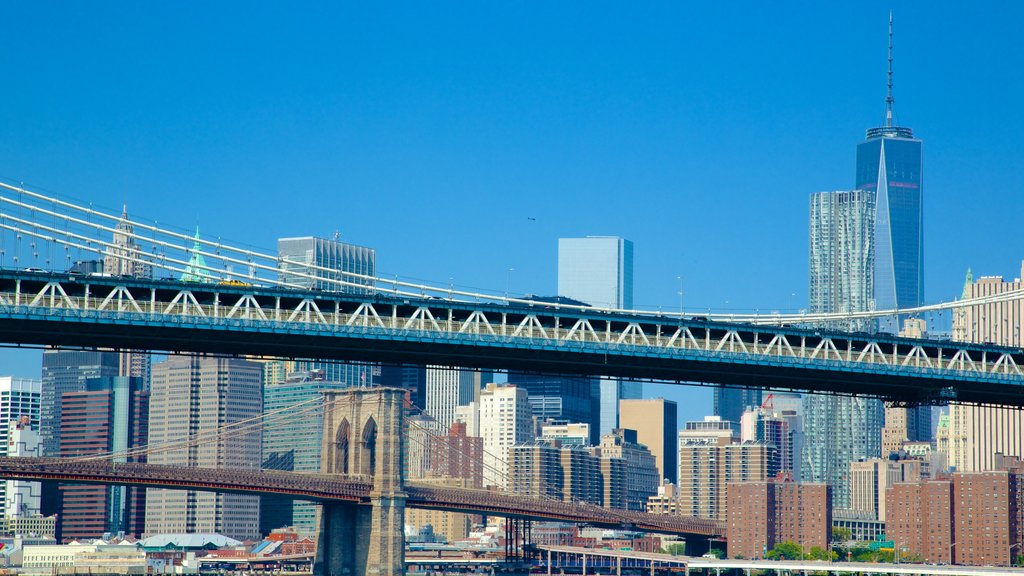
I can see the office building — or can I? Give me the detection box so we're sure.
[428,421,484,488]
[558,236,639,436]
[40,350,120,457]
[479,384,533,489]
[728,480,832,560]
[145,356,262,541]
[714,388,762,436]
[595,429,659,511]
[619,398,678,483]
[740,403,802,480]
[277,236,376,385]
[5,417,44,527]
[881,403,932,456]
[507,372,599,443]
[424,366,491,431]
[848,457,921,522]
[59,377,148,540]
[103,205,150,278]
[405,412,439,480]
[509,442,563,501]
[949,262,1024,471]
[261,370,337,537]
[379,364,427,411]
[854,17,924,316]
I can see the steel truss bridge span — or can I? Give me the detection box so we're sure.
[1,271,1023,405]
[0,457,722,538]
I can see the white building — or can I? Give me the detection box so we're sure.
[424,367,490,432]
[5,417,42,521]
[479,384,533,489]
[0,377,41,521]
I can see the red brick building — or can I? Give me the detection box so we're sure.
[429,421,484,488]
[727,479,831,559]
[885,480,953,564]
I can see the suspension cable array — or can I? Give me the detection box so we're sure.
[1,179,1022,326]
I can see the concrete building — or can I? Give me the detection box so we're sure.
[59,377,148,540]
[558,236,640,435]
[405,412,439,480]
[645,483,680,515]
[404,477,477,544]
[479,383,533,489]
[509,442,562,501]
[728,480,832,560]
[740,403,802,480]
[540,422,591,447]
[619,398,678,483]
[0,377,40,523]
[428,421,484,489]
[678,417,777,522]
[424,366,491,432]
[4,417,43,527]
[949,263,1024,472]
[561,447,602,506]
[848,457,921,522]
[595,429,659,511]
[145,356,262,541]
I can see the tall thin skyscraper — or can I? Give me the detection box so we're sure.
[145,356,262,540]
[424,367,491,432]
[855,13,924,317]
[558,237,639,436]
[713,388,762,436]
[103,206,152,387]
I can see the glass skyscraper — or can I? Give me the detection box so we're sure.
[557,237,640,437]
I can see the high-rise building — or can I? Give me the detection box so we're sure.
[949,262,1024,472]
[740,402,802,480]
[557,236,639,435]
[619,398,678,484]
[276,236,377,386]
[854,17,924,316]
[800,394,882,508]
[59,377,148,540]
[677,417,777,522]
[260,370,337,537]
[103,205,150,278]
[728,480,832,560]
[540,422,591,447]
[506,372,599,444]
[848,457,921,522]
[714,388,762,436]
[885,480,953,565]
[595,429,659,511]
[40,350,119,457]
[378,364,427,411]
[5,417,43,522]
[428,421,484,489]
[145,356,262,541]
[424,367,491,432]
[479,384,533,489]
[805,190,884,506]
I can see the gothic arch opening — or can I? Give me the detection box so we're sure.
[361,417,377,477]
[334,418,350,475]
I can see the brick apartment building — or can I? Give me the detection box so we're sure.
[727,479,831,559]
[886,464,1024,566]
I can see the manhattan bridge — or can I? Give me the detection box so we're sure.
[0,179,1021,575]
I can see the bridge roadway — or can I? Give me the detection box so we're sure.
[539,545,1024,576]
[0,270,1022,405]
[0,457,722,538]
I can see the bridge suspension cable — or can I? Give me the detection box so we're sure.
[2,178,1023,325]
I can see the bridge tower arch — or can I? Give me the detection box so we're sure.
[316,387,406,576]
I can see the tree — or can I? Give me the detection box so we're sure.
[831,526,852,543]
[808,546,836,561]
[661,543,686,556]
[706,548,725,559]
[766,541,803,561]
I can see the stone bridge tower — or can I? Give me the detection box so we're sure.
[314,387,406,576]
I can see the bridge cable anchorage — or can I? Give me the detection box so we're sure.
[3,178,1024,323]
[403,413,653,531]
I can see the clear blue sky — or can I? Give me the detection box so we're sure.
[1,3,1022,424]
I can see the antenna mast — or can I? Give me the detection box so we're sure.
[886,11,894,127]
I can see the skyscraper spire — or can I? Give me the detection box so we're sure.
[886,11,894,127]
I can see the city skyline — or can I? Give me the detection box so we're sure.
[1,5,1023,426]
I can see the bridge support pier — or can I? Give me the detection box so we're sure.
[315,387,407,576]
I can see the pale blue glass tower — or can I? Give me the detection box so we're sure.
[557,236,639,437]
